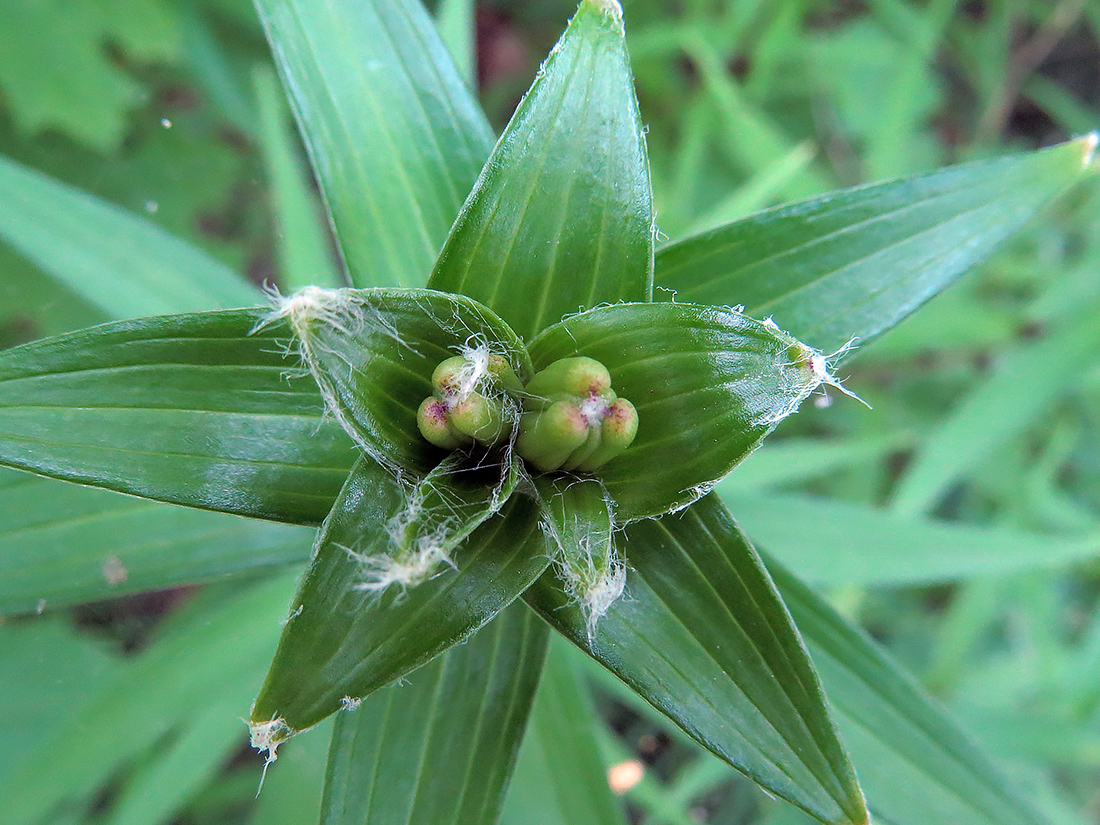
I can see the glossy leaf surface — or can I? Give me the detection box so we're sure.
[0,309,355,524]
[525,494,868,825]
[0,153,259,317]
[322,605,548,825]
[656,136,1097,353]
[771,559,1049,825]
[429,0,653,340]
[528,302,822,520]
[0,467,312,615]
[251,456,548,731]
[283,287,530,475]
[254,0,493,289]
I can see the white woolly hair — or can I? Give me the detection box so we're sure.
[248,715,294,792]
[761,329,872,426]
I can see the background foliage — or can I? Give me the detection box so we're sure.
[1,0,1099,823]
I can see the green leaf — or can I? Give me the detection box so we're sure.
[254,0,493,288]
[724,492,1100,586]
[0,573,295,825]
[527,302,827,520]
[250,456,548,733]
[499,638,628,825]
[428,0,654,340]
[0,309,355,525]
[655,136,1098,354]
[435,0,476,90]
[0,467,312,615]
[276,287,530,475]
[891,308,1100,516]
[322,605,548,825]
[0,154,260,318]
[770,559,1050,825]
[253,64,343,291]
[524,494,869,825]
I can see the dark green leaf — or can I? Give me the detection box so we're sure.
[0,467,312,615]
[527,302,828,520]
[525,494,869,825]
[656,136,1098,353]
[500,638,628,825]
[250,456,548,732]
[322,605,548,825]
[254,0,493,289]
[0,309,355,524]
[429,0,653,339]
[275,287,530,475]
[0,153,260,318]
[770,558,1050,825]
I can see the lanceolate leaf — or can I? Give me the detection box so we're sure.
[251,456,548,733]
[0,467,312,615]
[528,303,828,520]
[322,605,548,825]
[0,154,260,317]
[254,0,493,289]
[429,0,653,340]
[524,494,869,825]
[0,309,355,525]
[656,135,1098,354]
[769,559,1050,825]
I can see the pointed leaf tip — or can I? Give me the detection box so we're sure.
[582,0,623,20]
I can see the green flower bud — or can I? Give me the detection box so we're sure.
[487,354,524,394]
[516,401,589,472]
[417,397,470,450]
[573,398,638,471]
[525,356,611,400]
[449,392,505,443]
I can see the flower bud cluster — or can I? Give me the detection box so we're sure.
[515,357,638,473]
[416,352,523,449]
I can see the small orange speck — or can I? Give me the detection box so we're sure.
[607,759,644,794]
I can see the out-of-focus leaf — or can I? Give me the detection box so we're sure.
[525,494,869,825]
[0,573,296,825]
[279,288,529,475]
[770,559,1051,825]
[435,0,476,89]
[656,136,1098,354]
[892,308,1100,516]
[499,638,627,825]
[322,605,548,825]
[253,65,343,291]
[0,467,311,615]
[727,492,1100,586]
[0,309,355,525]
[429,0,653,340]
[0,154,260,318]
[251,456,548,732]
[254,0,493,289]
[528,302,825,520]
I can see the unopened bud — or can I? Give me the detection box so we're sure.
[516,401,589,472]
[417,397,470,450]
[574,398,638,471]
[525,356,612,401]
[449,392,505,443]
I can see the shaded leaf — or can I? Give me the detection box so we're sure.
[251,456,548,732]
[525,494,869,825]
[724,491,1100,586]
[770,559,1050,825]
[656,136,1098,354]
[499,637,627,825]
[429,0,653,339]
[254,0,493,288]
[322,605,548,825]
[0,309,355,525]
[528,302,827,520]
[0,467,312,616]
[0,154,260,318]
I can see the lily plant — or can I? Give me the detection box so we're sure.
[0,0,1095,824]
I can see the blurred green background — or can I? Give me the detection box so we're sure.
[1,0,1099,823]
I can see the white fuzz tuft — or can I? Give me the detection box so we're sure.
[578,558,627,639]
[248,716,294,787]
[340,696,363,711]
[351,536,454,594]
[453,340,491,402]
